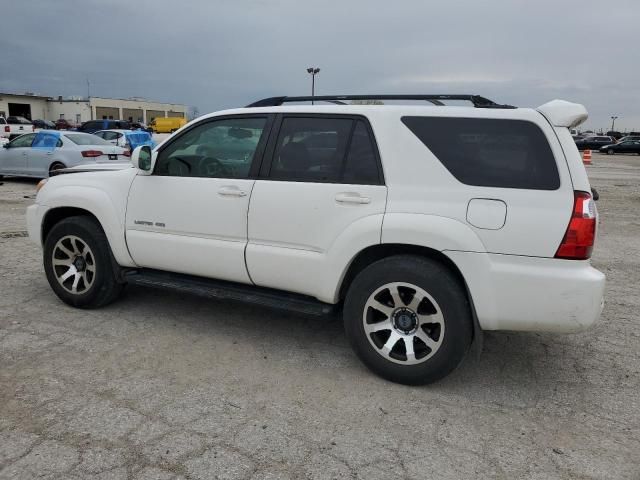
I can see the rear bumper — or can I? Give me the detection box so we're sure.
[446,251,605,333]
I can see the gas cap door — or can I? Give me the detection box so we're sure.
[466,198,507,230]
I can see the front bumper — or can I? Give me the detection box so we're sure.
[446,251,605,333]
[26,203,49,248]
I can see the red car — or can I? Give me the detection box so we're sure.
[55,119,77,130]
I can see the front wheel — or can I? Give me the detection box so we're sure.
[43,216,123,308]
[343,255,473,385]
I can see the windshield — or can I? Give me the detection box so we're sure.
[64,133,111,146]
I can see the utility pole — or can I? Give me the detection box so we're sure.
[306,67,320,104]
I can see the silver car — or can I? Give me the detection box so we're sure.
[0,130,129,179]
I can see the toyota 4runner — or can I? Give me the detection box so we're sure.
[26,94,605,385]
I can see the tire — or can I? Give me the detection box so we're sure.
[343,255,472,385]
[607,149,614,155]
[43,216,123,308]
[48,162,66,177]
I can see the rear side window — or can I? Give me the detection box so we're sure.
[270,117,382,184]
[401,117,560,190]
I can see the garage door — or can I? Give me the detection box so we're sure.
[168,111,184,118]
[123,108,143,123]
[146,110,164,122]
[96,107,119,120]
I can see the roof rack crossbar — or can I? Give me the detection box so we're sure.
[245,94,516,109]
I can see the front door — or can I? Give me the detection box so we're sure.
[0,133,36,174]
[125,115,271,284]
[246,115,387,300]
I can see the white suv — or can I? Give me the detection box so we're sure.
[26,94,605,384]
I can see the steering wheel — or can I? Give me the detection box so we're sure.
[201,157,230,177]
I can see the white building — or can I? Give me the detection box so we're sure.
[0,92,188,125]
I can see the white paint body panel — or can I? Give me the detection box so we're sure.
[125,175,254,284]
[246,180,387,302]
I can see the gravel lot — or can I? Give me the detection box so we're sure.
[1,153,639,479]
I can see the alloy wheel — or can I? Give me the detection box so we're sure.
[51,235,96,294]
[362,282,445,365]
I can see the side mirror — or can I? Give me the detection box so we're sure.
[131,145,154,174]
[2,143,10,149]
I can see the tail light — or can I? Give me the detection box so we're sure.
[81,150,103,158]
[122,150,131,157]
[555,191,596,260]
[4,126,9,133]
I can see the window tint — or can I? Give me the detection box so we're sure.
[154,117,267,178]
[401,117,560,190]
[65,133,110,145]
[8,133,36,148]
[342,120,380,184]
[270,117,352,182]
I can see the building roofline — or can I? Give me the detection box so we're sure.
[0,92,53,100]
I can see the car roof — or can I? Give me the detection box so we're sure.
[95,129,130,133]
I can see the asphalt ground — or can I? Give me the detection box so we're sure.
[0,152,638,479]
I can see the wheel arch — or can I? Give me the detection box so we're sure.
[42,206,100,246]
[337,243,482,343]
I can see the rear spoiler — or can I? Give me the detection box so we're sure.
[537,100,588,128]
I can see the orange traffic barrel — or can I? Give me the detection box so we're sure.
[583,149,592,165]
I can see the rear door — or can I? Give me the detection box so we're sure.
[246,114,387,298]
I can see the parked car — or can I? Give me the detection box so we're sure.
[616,135,640,143]
[55,119,77,130]
[26,95,604,385]
[131,122,154,133]
[148,117,186,133]
[32,119,56,130]
[1,116,34,140]
[93,129,155,151]
[77,119,131,134]
[574,136,616,150]
[606,131,623,140]
[599,140,640,155]
[0,130,128,179]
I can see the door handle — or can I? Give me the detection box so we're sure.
[335,192,371,204]
[218,186,247,197]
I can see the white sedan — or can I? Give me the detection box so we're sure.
[0,130,129,179]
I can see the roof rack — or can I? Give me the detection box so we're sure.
[246,94,516,109]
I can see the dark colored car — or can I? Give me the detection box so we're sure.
[131,122,154,133]
[77,119,131,134]
[6,116,32,125]
[33,119,56,129]
[574,136,617,151]
[599,140,640,155]
[55,119,77,130]
[606,131,623,140]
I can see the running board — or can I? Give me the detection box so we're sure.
[124,269,335,317]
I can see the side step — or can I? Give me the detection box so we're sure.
[124,269,335,317]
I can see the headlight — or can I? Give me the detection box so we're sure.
[35,179,48,193]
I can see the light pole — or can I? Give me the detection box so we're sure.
[611,116,618,132]
[306,67,320,104]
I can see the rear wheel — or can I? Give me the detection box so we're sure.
[607,149,614,155]
[43,216,123,308]
[48,162,66,177]
[343,255,473,385]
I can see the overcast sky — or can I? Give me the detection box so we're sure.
[2,0,639,131]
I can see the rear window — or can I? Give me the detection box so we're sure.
[64,133,110,145]
[401,117,560,190]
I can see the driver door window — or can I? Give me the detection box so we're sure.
[154,117,268,178]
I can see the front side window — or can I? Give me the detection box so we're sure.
[8,133,36,148]
[402,116,560,190]
[154,117,267,178]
